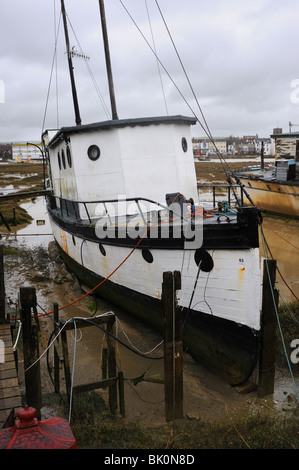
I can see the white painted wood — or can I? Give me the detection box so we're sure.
[51,220,261,331]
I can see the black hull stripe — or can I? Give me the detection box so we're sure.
[47,202,260,250]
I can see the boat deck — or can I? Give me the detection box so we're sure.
[238,168,299,186]
[0,324,21,428]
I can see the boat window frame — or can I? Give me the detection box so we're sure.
[67,146,72,168]
[88,144,101,161]
[182,137,188,153]
[57,151,61,170]
[61,148,66,169]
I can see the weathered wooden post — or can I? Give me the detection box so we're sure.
[53,303,60,395]
[258,259,278,397]
[20,287,42,419]
[162,271,183,421]
[0,246,5,324]
[61,324,72,406]
[101,346,108,379]
[118,371,125,417]
[107,318,117,413]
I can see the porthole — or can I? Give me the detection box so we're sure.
[88,145,101,161]
[67,146,72,168]
[194,248,214,272]
[182,137,188,153]
[57,151,61,170]
[99,243,106,256]
[142,248,153,264]
[61,149,66,169]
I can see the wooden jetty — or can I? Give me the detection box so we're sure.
[0,324,22,428]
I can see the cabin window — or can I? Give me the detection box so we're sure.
[182,137,188,152]
[61,149,66,169]
[88,145,101,161]
[142,248,153,264]
[67,146,72,168]
[57,151,61,170]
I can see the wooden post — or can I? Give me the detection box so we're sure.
[118,371,125,417]
[53,303,60,395]
[258,259,278,397]
[58,314,122,414]
[0,246,5,324]
[20,287,42,419]
[101,347,108,379]
[162,271,183,421]
[107,319,117,413]
[61,326,72,405]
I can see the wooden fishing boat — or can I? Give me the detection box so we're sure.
[237,131,299,218]
[43,0,263,385]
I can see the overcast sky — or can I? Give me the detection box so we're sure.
[0,0,299,143]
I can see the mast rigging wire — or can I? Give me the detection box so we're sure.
[41,7,62,135]
[65,11,110,119]
[119,0,254,207]
[154,0,254,207]
[144,0,168,116]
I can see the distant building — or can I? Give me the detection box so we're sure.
[271,129,299,160]
[193,134,275,156]
[254,138,274,156]
[192,137,227,156]
[0,143,12,161]
[12,142,43,161]
[271,128,299,177]
[0,141,43,161]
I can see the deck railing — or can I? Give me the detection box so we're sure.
[47,194,192,225]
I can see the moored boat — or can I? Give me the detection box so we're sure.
[43,0,263,385]
[237,129,299,218]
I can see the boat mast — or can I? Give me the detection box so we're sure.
[61,0,82,126]
[98,0,118,120]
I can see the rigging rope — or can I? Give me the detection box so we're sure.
[154,0,256,208]
[66,12,110,119]
[119,0,254,208]
[145,0,168,115]
[41,6,62,135]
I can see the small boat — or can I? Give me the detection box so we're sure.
[43,0,263,385]
[237,130,299,218]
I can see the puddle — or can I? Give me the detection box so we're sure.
[261,214,299,304]
[1,196,53,249]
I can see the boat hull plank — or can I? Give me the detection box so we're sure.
[239,177,299,217]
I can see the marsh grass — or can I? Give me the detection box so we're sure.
[65,391,299,449]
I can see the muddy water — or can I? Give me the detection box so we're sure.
[260,214,299,304]
[1,196,299,423]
